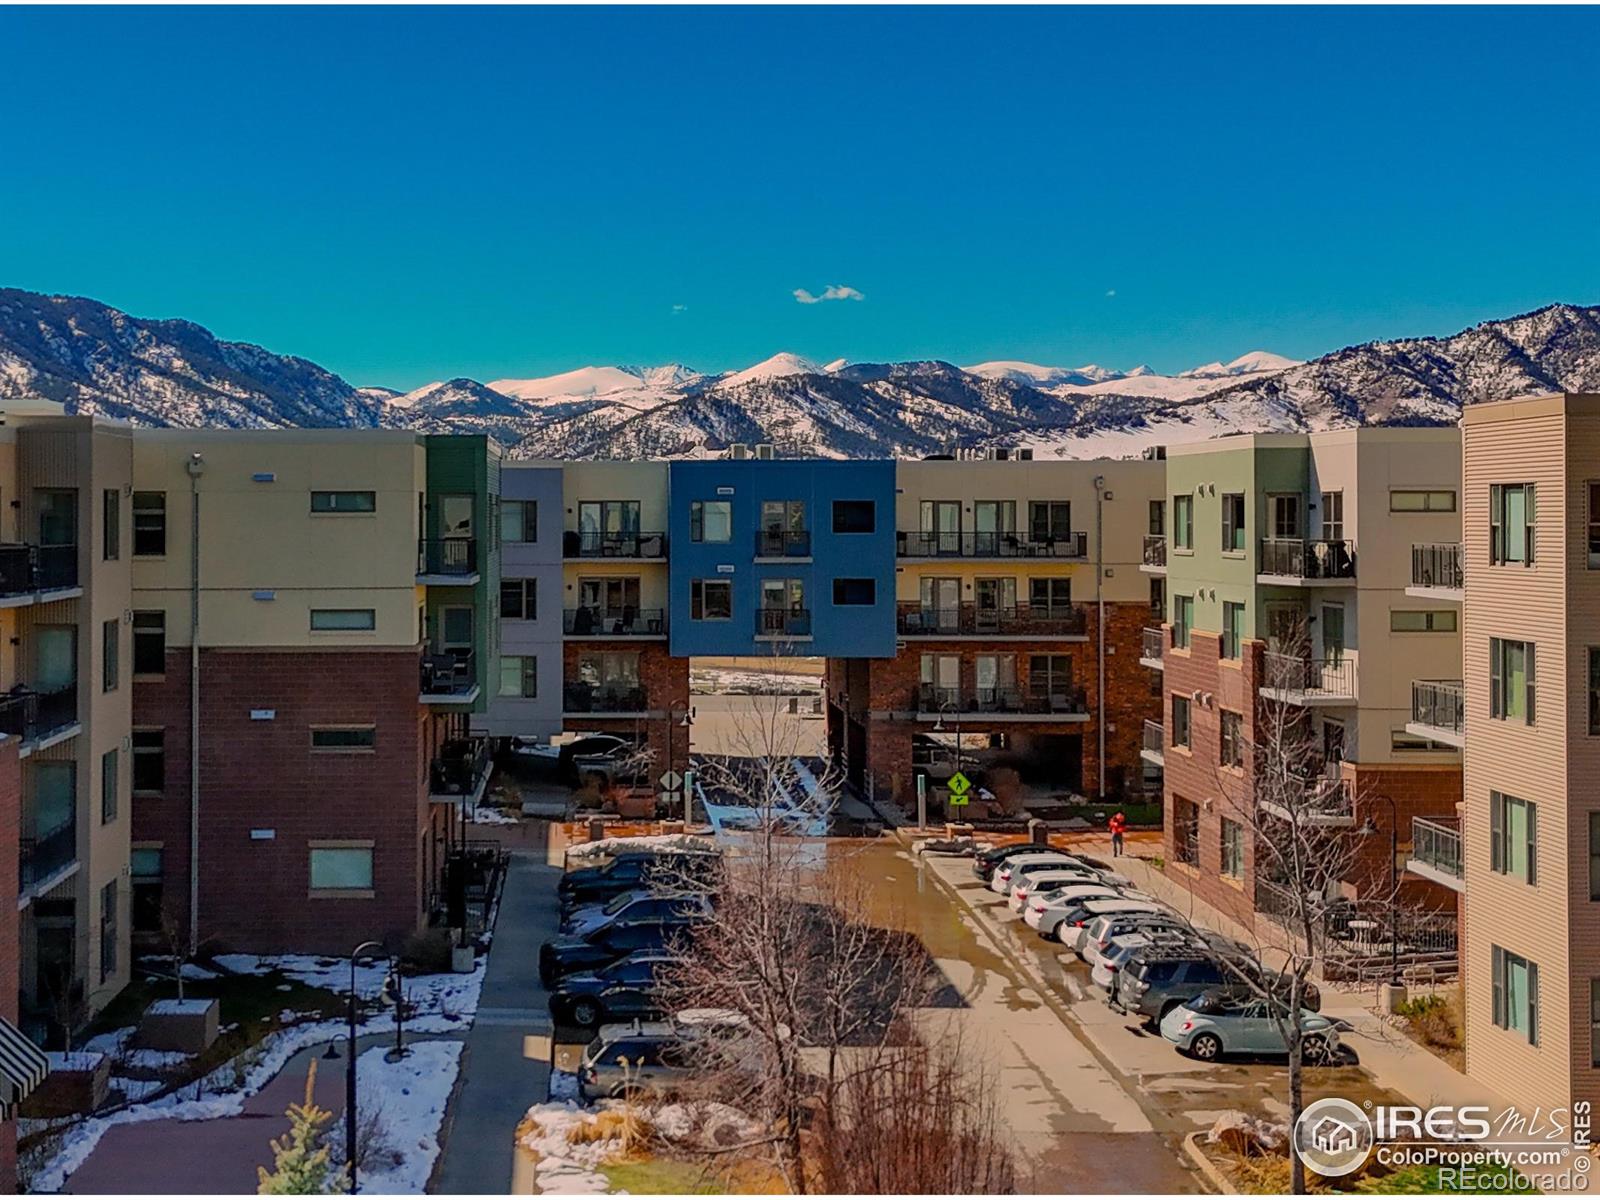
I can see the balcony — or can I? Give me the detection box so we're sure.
[895,602,1089,640]
[564,530,667,559]
[1259,651,1356,705]
[1140,626,1165,669]
[754,529,812,559]
[20,815,78,899]
[563,683,650,715]
[1140,718,1165,767]
[1407,679,1465,749]
[755,608,813,640]
[896,530,1088,560]
[1258,773,1354,827]
[0,544,80,604]
[1407,815,1464,891]
[914,683,1089,720]
[0,685,81,752]
[563,608,666,637]
[419,651,479,704]
[1141,535,1167,573]
[417,537,479,584]
[430,737,493,803]
[1409,543,1464,600]
[1257,538,1356,585]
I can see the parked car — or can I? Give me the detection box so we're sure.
[561,891,713,939]
[577,1010,775,1102]
[539,916,697,988]
[558,850,721,912]
[1081,913,1194,969]
[972,842,1055,883]
[989,852,1082,895]
[1057,898,1164,952]
[1160,988,1339,1062]
[515,733,635,784]
[1008,864,1132,913]
[548,950,682,1029]
[1024,883,1147,938]
[1091,929,1200,993]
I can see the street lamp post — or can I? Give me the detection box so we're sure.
[1358,795,1402,988]
[670,704,695,825]
[932,698,963,815]
[344,940,396,1193]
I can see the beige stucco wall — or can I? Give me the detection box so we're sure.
[561,461,670,533]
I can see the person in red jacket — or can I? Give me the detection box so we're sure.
[1109,811,1128,857]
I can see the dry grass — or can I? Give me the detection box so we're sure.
[1395,987,1465,1072]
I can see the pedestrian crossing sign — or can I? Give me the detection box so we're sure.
[947,771,972,805]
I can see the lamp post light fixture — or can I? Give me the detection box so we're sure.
[344,940,396,1193]
[931,699,964,815]
[1358,794,1403,989]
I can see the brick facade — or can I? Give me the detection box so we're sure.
[132,647,435,955]
[561,641,690,772]
[827,601,1159,810]
[0,741,19,1194]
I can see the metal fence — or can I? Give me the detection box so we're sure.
[1258,537,1357,580]
[1411,542,1464,591]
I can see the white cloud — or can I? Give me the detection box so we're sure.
[794,284,864,305]
[671,303,688,315]
[1105,289,1117,298]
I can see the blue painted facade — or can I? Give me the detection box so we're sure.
[666,459,897,658]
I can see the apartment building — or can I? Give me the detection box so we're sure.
[826,456,1163,808]
[1453,393,1600,1117]
[1152,430,1463,928]
[128,430,501,955]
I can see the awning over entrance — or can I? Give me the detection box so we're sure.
[0,1015,49,1117]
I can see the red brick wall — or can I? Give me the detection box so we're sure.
[132,648,430,955]
[0,740,19,1193]
[1342,763,1462,911]
[562,642,690,770]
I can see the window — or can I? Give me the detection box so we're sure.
[309,846,374,892]
[1149,577,1165,617]
[1028,502,1072,543]
[132,730,164,794]
[1172,495,1193,550]
[1269,494,1301,540]
[99,879,118,982]
[1174,797,1199,865]
[1221,601,1244,659]
[310,609,376,632]
[100,747,118,825]
[1029,577,1071,614]
[1028,655,1072,701]
[1221,819,1243,878]
[310,491,376,514]
[1591,649,1600,736]
[311,727,376,751]
[1391,610,1458,633]
[1591,815,1600,902]
[37,489,77,548]
[1489,637,1535,723]
[1390,489,1456,513]
[1221,493,1245,552]
[576,652,641,693]
[102,618,119,692]
[1149,500,1165,536]
[1491,945,1538,1045]
[499,655,538,698]
[502,499,537,543]
[500,578,536,620]
[690,579,732,620]
[1490,791,1537,884]
[1171,694,1191,748]
[132,611,165,676]
[833,578,875,605]
[1220,710,1244,768]
[102,489,120,561]
[832,500,875,534]
[689,500,732,543]
[1592,980,1600,1068]
[1490,483,1537,565]
[1173,594,1194,649]
[1321,491,1344,541]
[131,847,162,933]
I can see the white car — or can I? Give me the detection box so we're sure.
[989,852,1081,895]
[1024,882,1146,936]
[1007,866,1116,913]
[1059,898,1164,953]
[1080,912,1190,969]
[1090,931,1162,992]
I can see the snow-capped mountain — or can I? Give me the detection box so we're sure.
[4,287,1600,462]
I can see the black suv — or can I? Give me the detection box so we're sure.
[1118,947,1321,1024]
[539,917,697,988]
[558,851,721,912]
[548,950,681,1029]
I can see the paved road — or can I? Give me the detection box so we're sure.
[435,832,562,1195]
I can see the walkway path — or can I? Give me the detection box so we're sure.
[435,827,563,1194]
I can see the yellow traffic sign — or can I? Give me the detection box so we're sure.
[947,771,972,796]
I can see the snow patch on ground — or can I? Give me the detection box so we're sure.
[352,1041,462,1194]
[564,833,718,861]
[211,952,486,1022]
[517,1102,615,1194]
[468,803,520,825]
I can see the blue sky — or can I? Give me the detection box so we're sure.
[4,6,1598,390]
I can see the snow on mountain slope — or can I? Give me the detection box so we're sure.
[490,366,650,400]
[963,361,1123,387]
[714,352,821,389]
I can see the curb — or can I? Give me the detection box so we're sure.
[1183,1131,1238,1194]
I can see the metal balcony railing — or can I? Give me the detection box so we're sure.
[1410,815,1463,879]
[1142,719,1165,758]
[896,530,1089,559]
[1141,626,1165,662]
[754,529,812,558]
[430,738,492,796]
[0,544,78,596]
[1258,538,1357,580]
[420,651,476,697]
[1142,535,1167,568]
[564,530,667,559]
[563,683,648,713]
[1261,651,1357,701]
[1259,773,1353,825]
[0,685,80,744]
[756,608,812,638]
[417,537,478,577]
[1411,680,1465,738]
[563,608,666,636]
[895,602,1088,637]
[915,682,1088,716]
[1411,543,1464,592]
[21,816,76,891]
